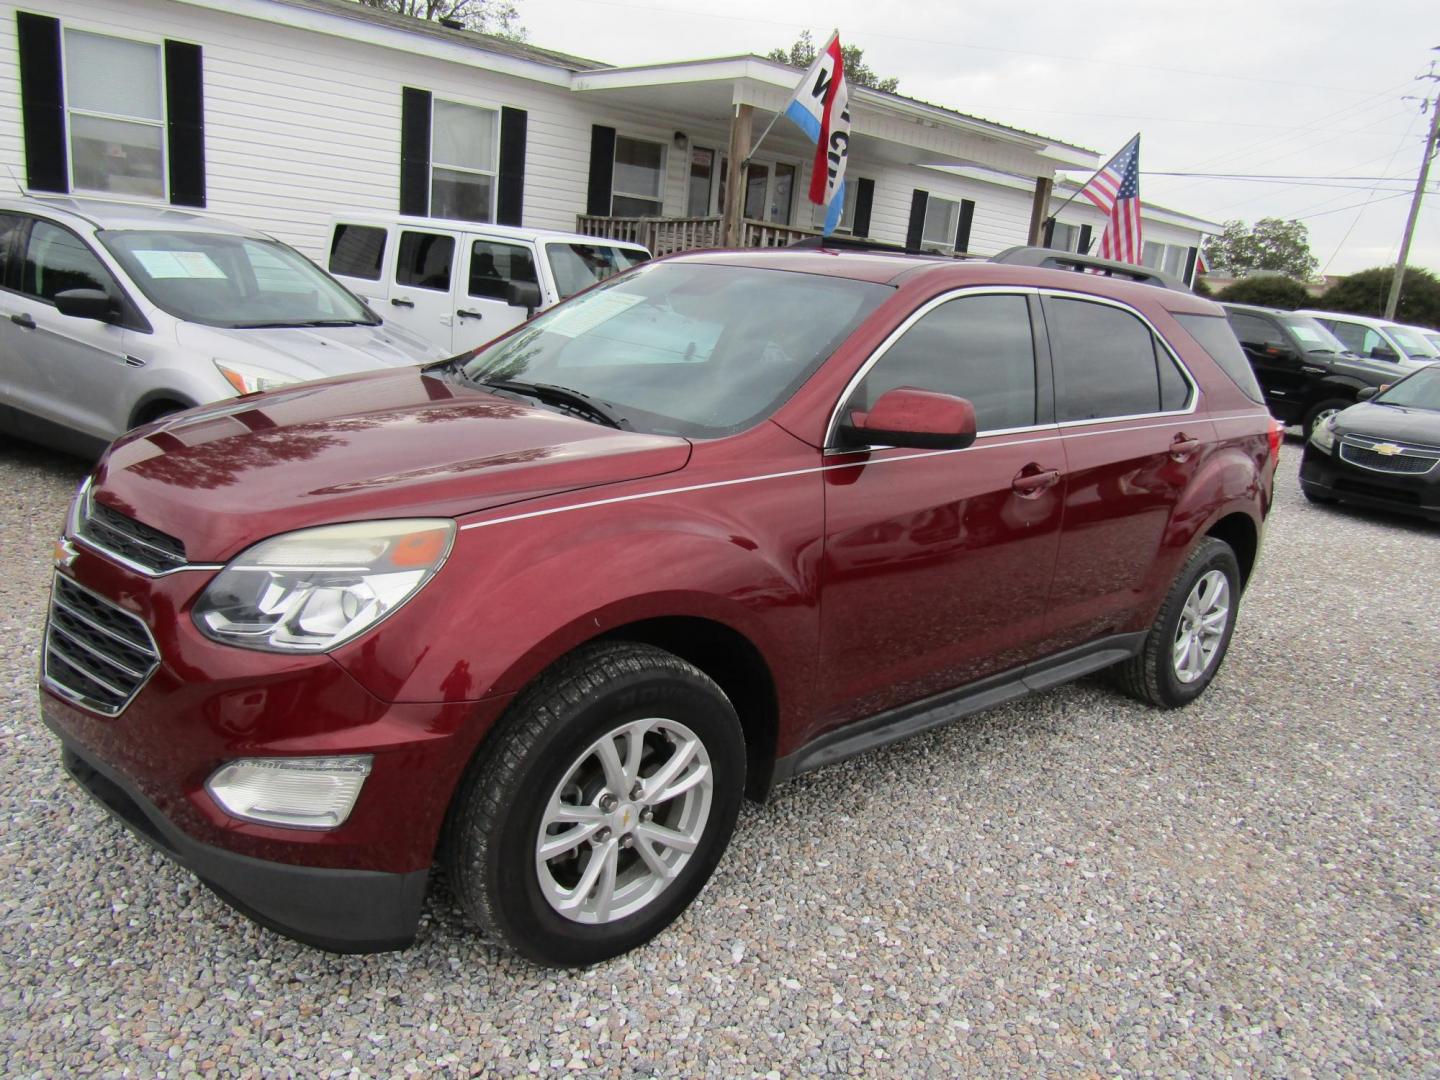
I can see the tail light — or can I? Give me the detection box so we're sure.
[1267,418,1283,466]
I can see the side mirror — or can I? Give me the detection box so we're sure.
[838,387,978,450]
[54,289,117,322]
[505,280,542,316]
[1356,386,1378,401]
[1371,345,1398,361]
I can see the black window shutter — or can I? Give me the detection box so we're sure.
[587,126,616,216]
[1078,224,1093,255]
[1041,217,1056,248]
[955,199,975,253]
[16,13,67,193]
[905,189,928,252]
[399,87,432,217]
[1183,245,1199,284]
[164,41,205,207]
[497,106,527,226]
[852,177,874,237]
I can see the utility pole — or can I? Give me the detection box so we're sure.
[1384,61,1440,320]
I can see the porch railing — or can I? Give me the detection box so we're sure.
[575,214,822,255]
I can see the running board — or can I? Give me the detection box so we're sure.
[771,632,1146,784]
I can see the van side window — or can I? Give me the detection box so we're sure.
[1046,297,1182,421]
[329,225,387,280]
[396,231,455,292]
[468,240,537,300]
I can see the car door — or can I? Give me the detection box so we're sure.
[1228,311,1306,422]
[1040,294,1211,651]
[0,217,142,442]
[0,211,28,427]
[386,227,460,351]
[815,291,1066,733]
[454,236,540,350]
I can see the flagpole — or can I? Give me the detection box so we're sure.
[1044,132,1139,233]
[747,29,840,164]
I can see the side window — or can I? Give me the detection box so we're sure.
[468,240,537,300]
[1326,321,1365,354]
[1228,313,1287,353]
[1157,340,1191,411]
[395,231,455,292]
[849,294,1037,433]
[20,221,122,303]
[1047,298,1175,421]
[329,225,387,281]
[0,213,26,290]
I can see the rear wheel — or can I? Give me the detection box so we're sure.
[1302,398,1350,441]
[1116,537,1241,709]
[443,641,745,967]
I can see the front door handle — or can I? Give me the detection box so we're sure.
[456,309,484,320]
[1011,466,1060,497]
[1170,433,1201,461]
[390,297,415,308]
[10,312,35,329]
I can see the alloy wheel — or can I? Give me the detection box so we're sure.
[1172,569,1231,684]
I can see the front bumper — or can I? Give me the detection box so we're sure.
[1300,441,1440,521]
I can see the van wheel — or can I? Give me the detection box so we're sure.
[1302,398,1350,441]
[443,641,745,967]
[1115,537,1241,709]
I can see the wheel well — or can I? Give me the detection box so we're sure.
[599,617,779,802]
[129,397,191,429]
[1205,512,1258,588]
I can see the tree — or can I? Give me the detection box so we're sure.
[1317,267,1440,329]
[1202,218,1318,281]
[1215,274,1311,310]
[766,32,899,93]
[358,0,524,39]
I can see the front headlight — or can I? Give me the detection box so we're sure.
[1309,414,1338,453]
[194,519,455,652]
[214,358,304,395]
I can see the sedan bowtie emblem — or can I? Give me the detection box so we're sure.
[1373,443,1402,456]
[53,538,79,570]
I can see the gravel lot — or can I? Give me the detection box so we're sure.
[1,434,1437,1078]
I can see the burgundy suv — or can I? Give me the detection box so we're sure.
[40,247,1279,966]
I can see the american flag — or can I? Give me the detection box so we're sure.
[1080,135,1143,265]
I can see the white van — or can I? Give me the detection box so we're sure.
[1295,310,1438,366]
[325,215,650,353]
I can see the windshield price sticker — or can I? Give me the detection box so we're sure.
[541,292,646,338]
[133,250,228,280]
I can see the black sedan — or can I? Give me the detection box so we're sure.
[1301,365,1440,522]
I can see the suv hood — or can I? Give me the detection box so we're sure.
[93,368,692,561]
[177,319,445,377]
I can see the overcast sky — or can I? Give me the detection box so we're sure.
[519,0,1439,277]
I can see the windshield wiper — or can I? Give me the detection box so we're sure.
[478,379,630,430]
[231,319,369,329]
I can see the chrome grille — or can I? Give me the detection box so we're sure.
[77,489,186,574]
[44,576,159,716]
[1339,437,1440,476]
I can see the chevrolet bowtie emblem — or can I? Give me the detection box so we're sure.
[1373,443,1402,456]
[53,537,79,569]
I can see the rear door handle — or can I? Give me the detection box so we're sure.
[390,297,415,309]
[1011,466,1060,496]
[1170,433,1201,461]
[10,313,35,329]
[456,309,483,320]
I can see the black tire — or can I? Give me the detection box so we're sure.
[443,640,745,967]
[1302,397,1351,441]
[1115,537,1241,709]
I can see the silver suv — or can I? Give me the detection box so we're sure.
[0,197,443,456]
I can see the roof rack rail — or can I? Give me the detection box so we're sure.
[989,246,1190,292]
[786,235,955,258]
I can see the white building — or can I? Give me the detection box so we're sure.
[1,0,1216,276]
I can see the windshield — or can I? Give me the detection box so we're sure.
[1375,366,1440,411]
[1279,315,1348,354]
[1383,324,1440,359]
[545,242,650,300]
[459,263,890,438]
[100,230,378,328]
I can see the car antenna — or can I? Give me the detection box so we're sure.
[3,165,25,195]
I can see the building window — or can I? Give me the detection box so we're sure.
[1142,241,1164,269]
[1049,222,1080,252]
[1162,245,1186,278]
[431,98,498,223]
[612,136,665,216]
[64,29,165,199]
[922,195,960,249]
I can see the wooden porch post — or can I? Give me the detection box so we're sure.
[723,104,753,248]
[1027,175,1054,247]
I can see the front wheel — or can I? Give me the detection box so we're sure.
[1302,398,1350,441]
[443,641,745,967]
[1115,537,1241,709]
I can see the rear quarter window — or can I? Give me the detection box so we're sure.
[1174,313,1265,404]
[328,224,387,281]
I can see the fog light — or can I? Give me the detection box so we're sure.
[206,756,372,829]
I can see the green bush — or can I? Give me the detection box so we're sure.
[1316,267,1440,328]
[1215,275,1311,310]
